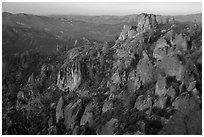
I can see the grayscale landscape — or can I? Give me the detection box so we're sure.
[2,2,202,135]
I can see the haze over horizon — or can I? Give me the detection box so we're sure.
[2,2,202,16]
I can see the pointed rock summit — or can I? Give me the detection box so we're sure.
[137,13,158,33]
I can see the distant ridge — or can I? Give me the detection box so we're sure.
[3,12,202,24]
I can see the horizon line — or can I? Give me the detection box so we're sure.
[2,11,202,17]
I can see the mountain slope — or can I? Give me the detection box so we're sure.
[49,13,202,24]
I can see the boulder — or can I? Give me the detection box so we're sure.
[128,51,155,91]
[155,55,185,81]
[134,95,152,111]
[80,103,94,126]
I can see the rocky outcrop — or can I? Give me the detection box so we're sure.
[118,25,137,41]
[57,62,82,92]
[154,30,191,61]
[3,12,202,135]
[155,55,185,81]
[137,13,157,33]
[117,13,158,43]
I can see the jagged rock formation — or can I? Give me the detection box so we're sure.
[137,13,157,33]
[2,13,202,135]
[117,13,158,43]
[118,25,137,41]
[53,13,202,135]
[57,62,82,92]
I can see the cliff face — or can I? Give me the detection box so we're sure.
[57,62,82,92]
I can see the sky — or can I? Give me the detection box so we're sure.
[2,2,202,16]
